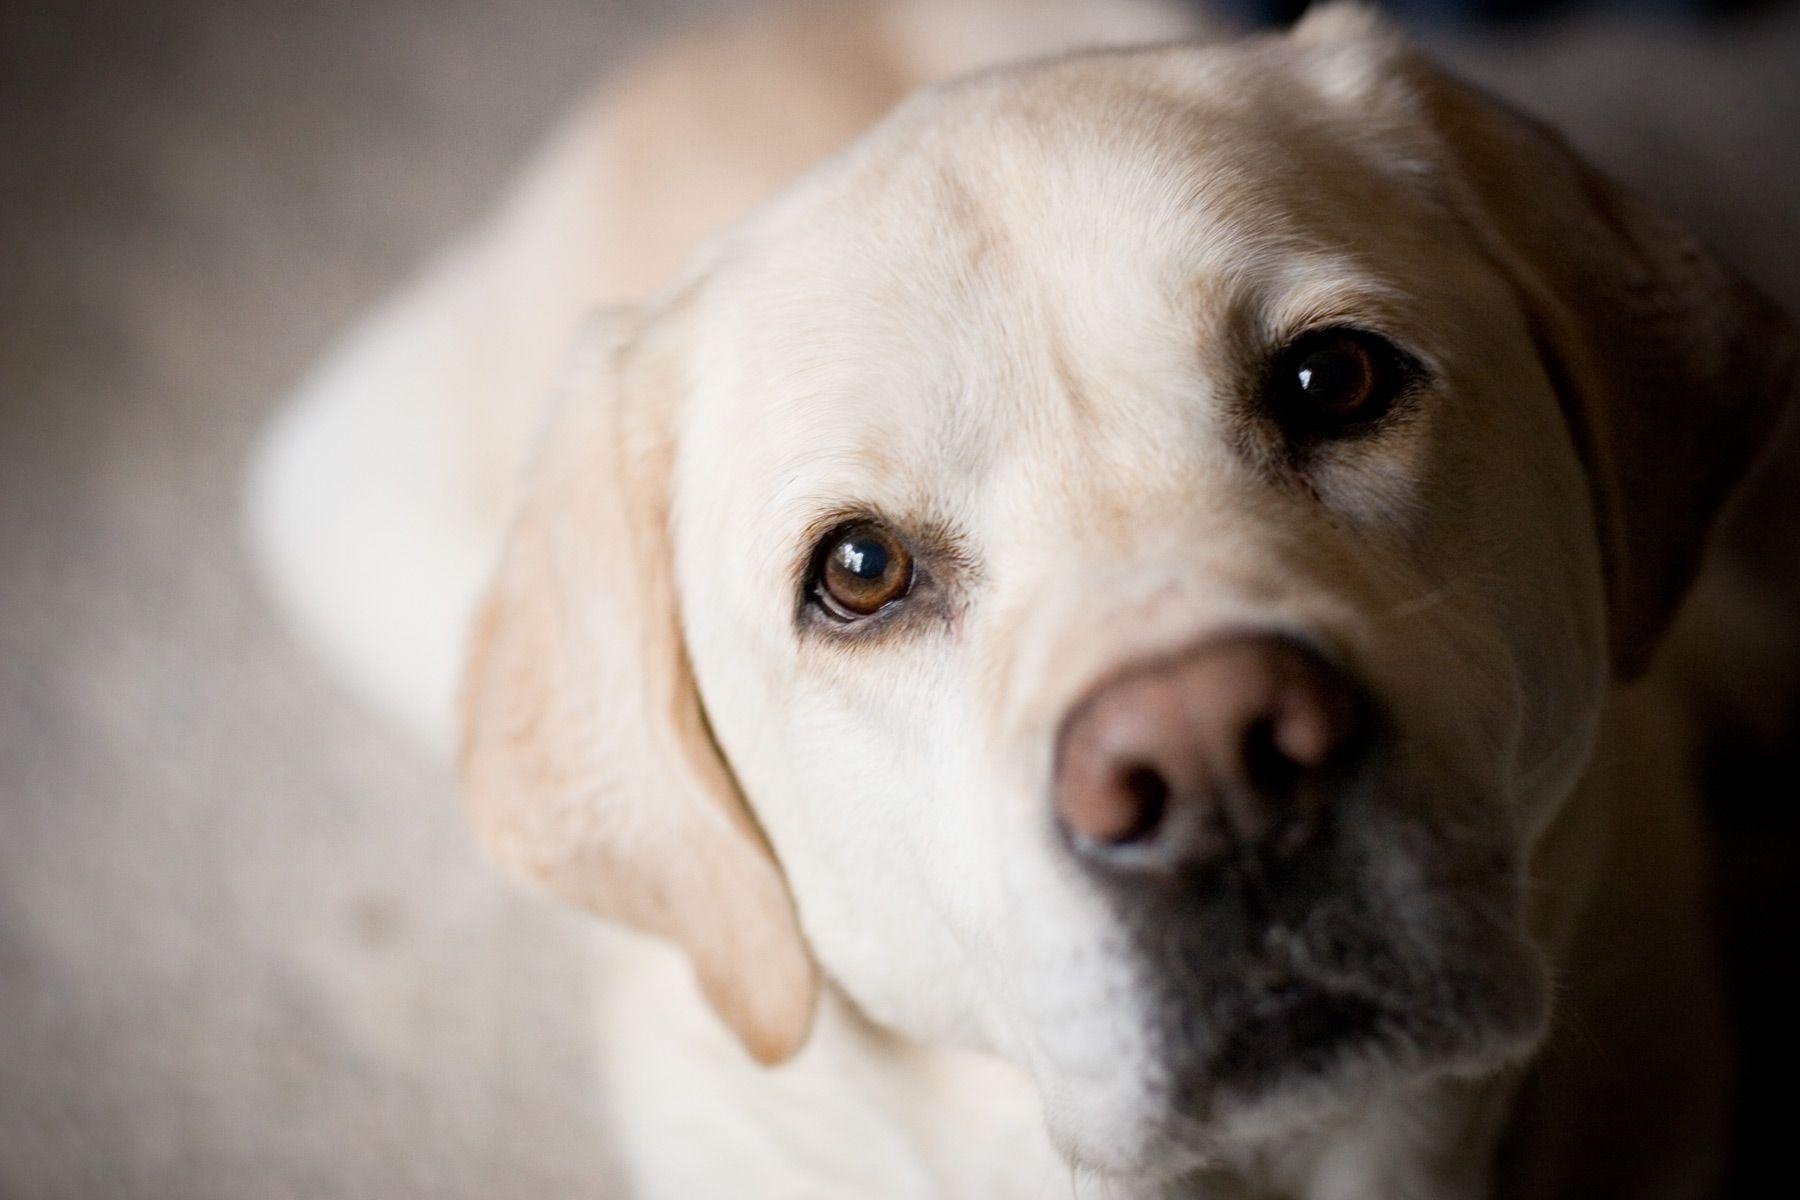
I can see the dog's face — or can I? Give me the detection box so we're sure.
[460,7,1793,1187]
[667,30,1596,1170]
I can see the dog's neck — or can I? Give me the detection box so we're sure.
[592,924,1069,1196]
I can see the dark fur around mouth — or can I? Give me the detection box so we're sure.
[1096,780,1550,1125]
[1207,983,1388,1083]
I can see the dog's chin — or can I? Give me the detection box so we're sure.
[1192,963,1549,1138]
[1043,950,1551,1188]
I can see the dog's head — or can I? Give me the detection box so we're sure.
[458,5,1795,1183]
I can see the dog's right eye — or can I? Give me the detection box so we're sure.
[1265,328,1420,444]
[811,522,914,620]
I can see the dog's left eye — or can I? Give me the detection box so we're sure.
[811,522,914,620]
[1267,328,1416,440]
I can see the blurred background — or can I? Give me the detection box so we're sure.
[2,2,1796,1197]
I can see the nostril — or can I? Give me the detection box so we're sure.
[1057,749,1176,849]
[1241,717,1300,801]
[1109,764,1170,845]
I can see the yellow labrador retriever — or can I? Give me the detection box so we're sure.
[249,2,1796,1195]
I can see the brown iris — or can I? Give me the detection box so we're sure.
[1269,328,1411,437]
[815,522,913,619]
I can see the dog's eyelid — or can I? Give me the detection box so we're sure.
[1275,319,1429,369]
[1253,293,1435,371]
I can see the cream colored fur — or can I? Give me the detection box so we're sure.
[248,2,1794,1196]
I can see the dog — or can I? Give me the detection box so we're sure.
[248,2,1797,1195]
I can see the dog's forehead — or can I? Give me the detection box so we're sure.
[676,41,1449,550]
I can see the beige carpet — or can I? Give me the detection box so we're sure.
[2,3,1797,1197]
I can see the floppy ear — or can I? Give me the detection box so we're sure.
[458,307,818,1063]
[1391,35,1798,678]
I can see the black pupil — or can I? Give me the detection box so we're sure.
[1297,350,1350,398]
[836,537,888,581]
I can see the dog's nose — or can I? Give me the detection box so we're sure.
[1054,634,1367,874]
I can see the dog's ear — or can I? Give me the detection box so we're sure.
[1387,37,1795,677]
[458,307,817,1063]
